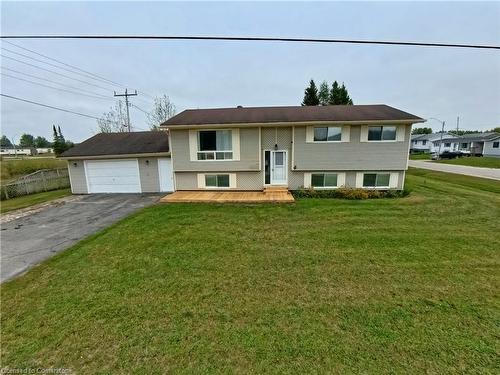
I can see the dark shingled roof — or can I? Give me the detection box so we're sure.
[162,104,424,126]
[60,131,169,158]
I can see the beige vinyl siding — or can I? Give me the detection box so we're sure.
[170,128,260,171]
[293,125,411,170]
[67,160,88,194]
[175,171,264,190]
[67,157,166,194]
[137,157,160,192]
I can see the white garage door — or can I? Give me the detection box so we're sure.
[85,159,141,193]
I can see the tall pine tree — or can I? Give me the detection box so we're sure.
[52,125,65,155]
[302,80,320,106]
[318,81,330,106]
[329,81,353,105]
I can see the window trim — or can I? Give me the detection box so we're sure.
[304,172,345,189]
[367,125,398,142]
[197,130,234,161]
[189,129,240,162]
[197,173,236,189]
[312,126,343,143]
[493,141,499,148]
[310,173,339,189]
[361,173,391,188]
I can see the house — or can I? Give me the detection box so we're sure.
[432,132,500,156]
[61,105,424,194]
[0,147,37,156]
[410,133,454,153]
[60,132,173,194]
[160,104,424,191]
[36,147,54,154]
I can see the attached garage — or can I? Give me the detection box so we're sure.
[60,132,173,194]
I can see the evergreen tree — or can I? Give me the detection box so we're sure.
[52,125,64,155]
[328,81,340,104]
[302,79,320,106]
[338,83,353,105]
[329,81,353,105]
[318,81,330,106]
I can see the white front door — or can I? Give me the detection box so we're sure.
[158,158,174,192]
[271,150,287,185]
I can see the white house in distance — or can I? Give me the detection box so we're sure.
[433,132,500,157]
[0,147,37,156]
[410,133,454,153]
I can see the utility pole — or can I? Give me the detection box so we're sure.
[456,116,460,134]
[114,89,137,132]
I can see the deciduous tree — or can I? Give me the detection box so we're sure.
[147,95,176,130]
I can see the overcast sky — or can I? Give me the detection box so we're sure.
[1,1,499,143]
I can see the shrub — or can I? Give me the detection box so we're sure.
[292,186,409,200]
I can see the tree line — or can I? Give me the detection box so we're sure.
[1,126,73,155]
[302,79,353,106]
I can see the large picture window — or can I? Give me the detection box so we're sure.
[313,126,342,142]
[311,173,338,188]
[363,173,390,187]
[198,130,233,160]
[205,174,230,188]
[368,126,397,141]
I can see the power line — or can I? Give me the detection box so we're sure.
[1,55,114,92]
[2,39,157,98]
[1,93,102,120]
[131,103,149,115]
[1,72,115,101]
[2,39,127,88]
[1,66,116,98]
[1,35,498,50]
[1,47,118,88]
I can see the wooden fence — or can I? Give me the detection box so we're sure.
[1,168,70,200]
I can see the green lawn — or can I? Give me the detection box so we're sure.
[436,156,500,169]
[0,189,71,214]
[409,153,431,160]
[1,170,499,373]
[0,157,66,181]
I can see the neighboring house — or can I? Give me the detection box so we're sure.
[433,132,500,156]
[410,133,454,153]
[483,134,500,157]
[36,147,54,154]
[0,147,37,156]
[60,132,173,194]
[160,104,424,191]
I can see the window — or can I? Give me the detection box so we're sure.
[493,141,499,148]
[197,130,233,160]
[314,126,342,142]
[311,173,338,188]
[368,126,397,141]
[461,143,468,149]
[445,142,451,147]
[363,173,390,187]
[422,140,427,145]
[205,174,230,188]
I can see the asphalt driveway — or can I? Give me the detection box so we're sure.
[1,194,161,283]
[408,160,500,180]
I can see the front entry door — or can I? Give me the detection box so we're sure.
[271,150,287,185]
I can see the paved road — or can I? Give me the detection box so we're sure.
[1,194,161,283]
[408,160,500,181]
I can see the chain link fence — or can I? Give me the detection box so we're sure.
[1,168,70,200]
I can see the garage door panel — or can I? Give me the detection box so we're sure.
[86,160,141,193]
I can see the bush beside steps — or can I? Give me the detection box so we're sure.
[292,187,410,199]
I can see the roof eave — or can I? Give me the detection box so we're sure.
[161,118,425,129]
[59,151,171,160]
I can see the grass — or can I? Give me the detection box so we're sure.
[0,188,71,214]
[435,156,500,169]
[409,153,431,160]
[0,158,66,181]
[1,169,499,373]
